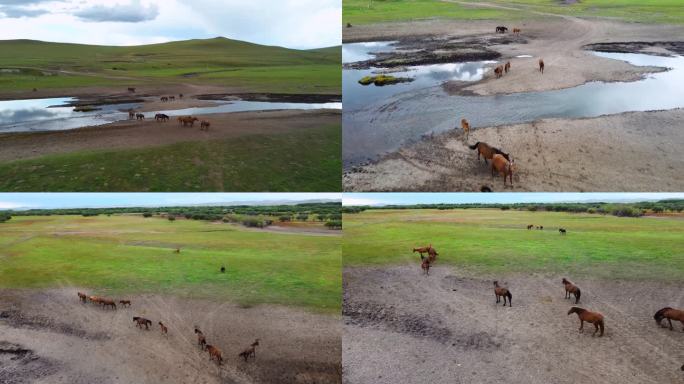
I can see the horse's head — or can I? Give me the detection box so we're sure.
[493,280,498,286]
[562,278,568,284]
[568,307,582,315]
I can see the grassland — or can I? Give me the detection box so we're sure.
[0,38,340,95]
[343,209,684,281]
[343,0,684,25]
[0,215,341,312]
[0,123,341,192]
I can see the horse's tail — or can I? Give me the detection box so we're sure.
[575,288,581,303]
[654,307,672,322]
[469,142,480,150]
[506,290,512,303]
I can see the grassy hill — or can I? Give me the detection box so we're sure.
[0,37,341,94]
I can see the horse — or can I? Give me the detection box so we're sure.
[179,116,198,127]
[128,87,136,93]
[412,244,433,258]
[538,226,543,230]
[527,224,534,230]
[179,93,183,99]
[562,278,581,304]
[238,339,260,362]
[128,110,136,119]
[654,307,684,331]
[169,96,175,101]
[504,61,511,73]
[77,292,87,303]
[220,266,226,273]
[568,307,604,337]
[494,66,503,78]
[159,321,168,335]
[119,300,131,307]
[136,113,145,120]
[101,298,117,310]
[493,281,512,307]
[496,26,508,33]
[513,28,521,35]
[469,142,510,164]
[155,113,169,122]
[174,248,180,253]
[460,118,470,142]
[160,96,168,102]
[480,186,492,192]
[89,296,103,305]
[195,328,207,350]
[206,345,223,365]
[200,120,210,131]
[539,59,545,74]
[491,153,514,187]
[559,228,567,235]
[420,255,431,276]
[133,316,152,330]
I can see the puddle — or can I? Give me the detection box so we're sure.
[343,43,684,166]
[0,98,341,133]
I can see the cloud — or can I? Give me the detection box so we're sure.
[0,201,27,209]
[343,197,384,207]
[75,0,158,22]
[0,5,47,17]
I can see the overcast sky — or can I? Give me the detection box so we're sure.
[0,0,340,49]
[0,193,341,209]
[343,193,684,206]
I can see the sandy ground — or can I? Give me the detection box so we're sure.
[344,109,684,192]
[0,109,340,162]
[343,265,684,384]
[0,289,341,384]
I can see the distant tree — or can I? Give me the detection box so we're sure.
[0,213,11,223]
[279,215,291,222]
[652,206,664,213]
[167,215,176,221]
[325,220,342,230]
[296,213,308,221]
[143,212,152,218]
[500,206,510,211]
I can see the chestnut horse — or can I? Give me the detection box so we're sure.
[460,118,470,141]
[654,307,684,331]
[568,307,604,336]
[494,66,503,78]
[469,142,510,164]
[159,321,168,335]
[239,339,260,362]
[200,120,210,131]
[562,278,581,304]
[101,298,117,310]
[491,154,514,187]
[206,345,223,365]
[119,300,131,307]
[77,292,87,303]
[133,316,152,330]
[504,61,511,73]
[513,28,521,35]
[195,328,207,350]
[493,281,512,306]
[420,255,431,276]
[539,59,545,74]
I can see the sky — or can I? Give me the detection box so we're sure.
[0,0,341,49]
[0,193,341,210]
[343,193,684,206]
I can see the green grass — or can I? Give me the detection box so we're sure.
[0,124,341,192]
[343,0,684,25]
[0,38,341,94]
[343,209,684,281]
[0,215,341,313]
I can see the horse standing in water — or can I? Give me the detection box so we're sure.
[562,278,581,304]
[493,281,512,306]
[654,307,684,331]
[568,307,604,337]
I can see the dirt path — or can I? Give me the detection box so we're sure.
[0,289,341,384]
[343,265,684,384]
[0,109,340,162]
[344,109,684,191]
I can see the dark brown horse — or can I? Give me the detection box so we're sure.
[568,307,604,336]
[155,113,169,122]
[200,120,210,131]
[469,142,510,164]
[654,307,684,331]
[493,281,512,306]
[238,339,260,362]
[494,66,503,78]
[128,87,136,93]
[504,61,511,73]
[194,328,207,350]
[539,59,545,74]
[496,26,508,33]
[77,292,87,303]
[133,316,152,330]
[562,278,581,304]
[527,224,534,230]
[159,321,168,335]
[136,113,145,120]
[206,345,223,365]
[559,228,567,235]
[119,300,131,307]
[420,255,431,276]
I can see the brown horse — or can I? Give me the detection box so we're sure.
[562,278,581,304]
[654,307,684,331]
[206,345,223,365]
[493,281,512,306]
[420,255,431,276]
[513,28,521,35]
[568,307,604,337]
[77,292,87,303]
[539,59,545,74]
[159,321,168,335]
[491,154,514,186]
[127,87,136,93]
[136,113,145,120]
[160,96,169,102]
[469,142,510,164]
[155,113,169,122]
[238,339,260,362]
[527,224,534,230]
[179,93,183,99]
[133,316,152,330]
[174,248,180,253]
[119,300,131,307]
[89,295,103,305]
[128,110,136,119]
[504,61,511,73]
[200,120,210,131]
[101,298,117,310]
[169,96,175,101]
[460,118,470,141]
[179,116,198,127]
[413,244,432,258]
[559,228,567,235]
[194,328,207,350]
[494,66,503,78]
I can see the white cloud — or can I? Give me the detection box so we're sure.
[342,197,384,207]
[75,0,159,22]
[0,201,27,209]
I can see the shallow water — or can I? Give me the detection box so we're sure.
[0,98,341,133]
[343,44,684,166]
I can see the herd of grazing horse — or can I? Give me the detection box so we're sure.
[77,291,261,367]
[412,242,684,343]
[124,91,209,130]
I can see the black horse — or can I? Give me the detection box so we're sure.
[559,228,567,235]
[496,26,508,34]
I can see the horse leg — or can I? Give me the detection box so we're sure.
[592,323,599,337]
[668,318,673,330]
[579,320,584,333]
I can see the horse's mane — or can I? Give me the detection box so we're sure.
[568,307,585,314]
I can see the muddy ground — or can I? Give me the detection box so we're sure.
[343,265,684,384]
[343,109,684,192]
[0,289,341,384]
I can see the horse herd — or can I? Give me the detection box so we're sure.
[76,291,260,367]
[410,245,684,341]
[126,110,211,131]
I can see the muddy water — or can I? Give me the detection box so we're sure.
[343,44,684,166]
[0,98,342,133]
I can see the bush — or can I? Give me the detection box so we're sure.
[167,215,176,221]
[316,213,328,221]
[325,220,342,230]
[279,215,291,222]
[142,212,152,218]
[296,213,308,221]
[0,213,11,223]
[500,206,510,211]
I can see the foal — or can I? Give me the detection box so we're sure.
[654,307,684,331]
[493,281,512,307]
[562,278,581,304]
[460,118,470,141]
[420,255,431,276]
[568,307,604,337]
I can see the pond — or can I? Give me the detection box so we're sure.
[343,42,684,166]
[0,97,342,133]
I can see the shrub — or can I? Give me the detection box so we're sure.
[279,215,291,222]
[325,220,342,230]
[0,213,11,223]
[142,212,152,218]
[296,213,308,221]
[167,215,176,221]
